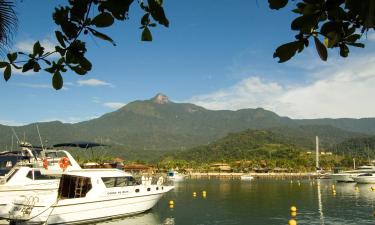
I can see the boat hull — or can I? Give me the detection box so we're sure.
[9,186,173,225]
[0,182,58,219]
[330,174,356,182]
[353,176,375,184]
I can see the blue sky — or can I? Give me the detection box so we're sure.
[1,0,375,125]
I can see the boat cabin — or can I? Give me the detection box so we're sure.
[57,169,146,200]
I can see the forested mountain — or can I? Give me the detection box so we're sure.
[0,94,373,160]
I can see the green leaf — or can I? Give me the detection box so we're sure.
[70,65,87,75]
[4,65,11,81]
[142,27,153,41]
[339,44,349,57]
[88,28,116,46]
[33,62,41,72]
[141,13,150,26]
[78,57,92,71]
[268,0,288,10]
[314,37,327,61]
[55,31,66,48]
[33,41,44,57]
[347,42,365,48]
[273,41,304,63]
[91,12,114,27]
[291,15,318,32]
[345,34,361,43]
[147,0,169,27]
[7,53,17,63]
[22,60,36,72]
[324,32,340,48]
[0,62,8,68]
[52,71,63,90]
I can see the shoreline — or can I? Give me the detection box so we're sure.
[188,172,320,179]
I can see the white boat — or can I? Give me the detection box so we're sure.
[330,166,375,182]
[0,146,81,221]
[167,170,185,181]
[240,174,254,181]
[353,173,375,184]
[8,169,173,224]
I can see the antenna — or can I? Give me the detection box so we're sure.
[36,125,45,158]
[11,128,21,144]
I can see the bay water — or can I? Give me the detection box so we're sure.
[99,178,375,225]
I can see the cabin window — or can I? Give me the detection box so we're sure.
[135,189,140,193]
[58,175,92,199]
[26,170,55,180]
[102,176,136,188]
[102,177,116,188]
[147,188,151,191]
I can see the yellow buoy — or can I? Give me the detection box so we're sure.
[332,184,335,189]
[290,206,297,212]
[169,200,174,205]
[371,187,375,191]
[291,211,297,217]
[169,204,174,209]
[193,192,197,197]
[355,187,359,191]
[288,219,297,225]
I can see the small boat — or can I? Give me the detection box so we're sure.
[8,169,173,224]
[167,170,185,181]
[353,173,375,184]
[240,174,254,181]
[330,166,375,182]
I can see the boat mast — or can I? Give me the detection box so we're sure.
[36,125,45,158]
[316,136,320,171]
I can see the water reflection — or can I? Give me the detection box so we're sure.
[317,179,325,225]
[96,212,175,225]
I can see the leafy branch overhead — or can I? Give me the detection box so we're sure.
[0,0,169,90]
[269,0,370,63]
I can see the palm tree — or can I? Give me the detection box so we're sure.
[0,0,17,54]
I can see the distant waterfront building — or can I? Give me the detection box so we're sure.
[210,163,232,172]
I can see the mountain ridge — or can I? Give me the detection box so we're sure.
[0,94,373,156]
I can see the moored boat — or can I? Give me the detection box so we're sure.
[240,174,254,181]
[353,173,375,184]
[167,170,185,181]
[8,169,173,224]
[330,166,375,182]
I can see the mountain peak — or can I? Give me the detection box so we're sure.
[151,93,170,104]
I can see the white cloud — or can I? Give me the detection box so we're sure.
[189,55,375,119]
[0,120,26,126]
[15,39,56,53]
[190,77,283,111]
[103,102,126,110]
[77,79,113,87]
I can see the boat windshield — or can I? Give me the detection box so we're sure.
[0,155,28,176]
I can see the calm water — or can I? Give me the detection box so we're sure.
[99,178,375,225]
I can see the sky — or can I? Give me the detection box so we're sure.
[1,0,375,125]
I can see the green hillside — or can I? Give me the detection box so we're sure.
[0,94,373,161]
[159,129,350,171]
